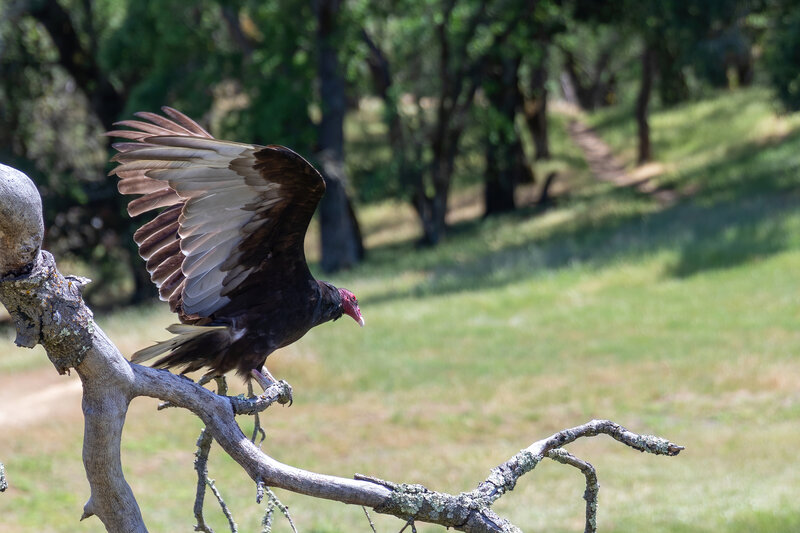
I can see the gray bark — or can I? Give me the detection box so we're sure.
[0,163,683,533]
[0,164,44,276]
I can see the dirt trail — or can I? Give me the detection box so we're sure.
[565,114,679,205]
[0,366,83,430]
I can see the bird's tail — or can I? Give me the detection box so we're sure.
[131,324,230,373]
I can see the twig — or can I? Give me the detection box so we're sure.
[363,506,378,533]
[354,473,397,490]
[547,449,598,533]
[193,428,216,533]
[260,487,297,533]
[261,498,275,533]
[208,478,238,533]
[247,380,267,446]
[256,480,266,504]
[398,518,417,533]
[472,419,683,505]
[193,377,235,532]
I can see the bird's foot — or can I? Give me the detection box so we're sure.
[250,367,293,406]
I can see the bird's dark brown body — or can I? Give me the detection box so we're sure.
[109,108,363,377]
[150,279,344,377]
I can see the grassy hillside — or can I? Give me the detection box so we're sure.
[2,86,800,532]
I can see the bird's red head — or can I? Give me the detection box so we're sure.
[338,288,364,327]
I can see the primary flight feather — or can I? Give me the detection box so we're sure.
[109,107,364,378]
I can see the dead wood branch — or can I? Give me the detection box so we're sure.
[546,450,599,533]
[0,163,683,532]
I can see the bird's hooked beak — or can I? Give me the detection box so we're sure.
[339,288,365,327]
[346,304,365,327]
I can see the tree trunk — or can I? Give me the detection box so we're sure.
[484,151,516,215]
[317,153,364,270]
[523,40,550,161]
[362,28,413,201]
[560,38,617,112]
[636,44,654,165]
[422,155,453,246]
[362,28,438,244]
[484,54,523,216]
[654,43,689,107]
[530,63,550,161]
[314,0,364,272]
[367,1,528,244]
[536,172,558,207]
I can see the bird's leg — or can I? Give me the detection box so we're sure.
[198,373,216,387]
[251,366,278,389]
[250,366,293,406]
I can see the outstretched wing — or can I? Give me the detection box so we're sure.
[109,108,325,320]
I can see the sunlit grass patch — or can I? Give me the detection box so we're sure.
[2,86,800,532]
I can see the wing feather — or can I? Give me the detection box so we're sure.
[110,108,326,321]
[161,106,213,137]
[138,219,181,259]
[113,119,176,137]
[134,111,195,135]
[128,188,182,217]
[134,205,181,244]
[118,176,164,195]
[151,254,183,285]
[146,238,181,273]
[182,239,235,278]
[183,267,228,299]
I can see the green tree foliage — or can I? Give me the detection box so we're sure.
[0,5,133,305]
[359,0,542,242]
[0,0,362,298]
[764,6,800,111]
[1,0,798,289]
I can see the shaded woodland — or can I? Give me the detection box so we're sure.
[2,0,798,306]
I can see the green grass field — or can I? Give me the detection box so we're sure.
[2,87,800,532]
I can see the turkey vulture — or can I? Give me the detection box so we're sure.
[108,107,364,379]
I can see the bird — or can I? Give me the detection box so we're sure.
[108,107,364,381]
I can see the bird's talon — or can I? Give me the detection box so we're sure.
[277,380,293,406]
[278,379,294,407]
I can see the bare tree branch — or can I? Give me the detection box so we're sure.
[207,477,238,532]
[546,450,599,533]
[0,164,684,532]
[363,506,379,533]
[0,461,7,492]
[194,427,218,533]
